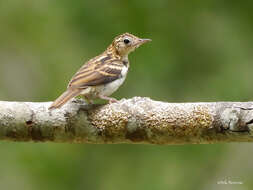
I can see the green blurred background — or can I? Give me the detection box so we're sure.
[0,1,253,189]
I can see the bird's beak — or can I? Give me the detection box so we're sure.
[136,38,152,46]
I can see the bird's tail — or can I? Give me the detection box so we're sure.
[49,89,81,110]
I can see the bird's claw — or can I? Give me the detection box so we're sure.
[109,98,118,104]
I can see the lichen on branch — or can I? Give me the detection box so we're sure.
[0,97,253,144]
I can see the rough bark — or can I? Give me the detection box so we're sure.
[1,97,253,144]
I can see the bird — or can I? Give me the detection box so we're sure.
[49,33,151,110]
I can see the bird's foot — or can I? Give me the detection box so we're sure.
[99,95,118,104]
[109,98,118,104]
[81,95,94,104]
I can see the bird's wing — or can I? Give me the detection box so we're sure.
[68,58,123,89]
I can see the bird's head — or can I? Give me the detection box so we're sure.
[111,33,151,57]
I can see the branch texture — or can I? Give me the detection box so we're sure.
[1,97,253,144]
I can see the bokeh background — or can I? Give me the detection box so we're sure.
[0,1,253,190]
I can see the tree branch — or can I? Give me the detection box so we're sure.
[1,97,253,144]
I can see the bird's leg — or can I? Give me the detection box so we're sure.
[98,95,118,103]
[81,95,94,104]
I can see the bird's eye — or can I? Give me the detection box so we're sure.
[124,39,130,44]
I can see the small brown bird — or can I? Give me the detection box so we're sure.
[49,33,151,109]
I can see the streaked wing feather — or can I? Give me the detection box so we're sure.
[68,59,123,89]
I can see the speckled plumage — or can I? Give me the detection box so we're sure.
[49,33,151,109]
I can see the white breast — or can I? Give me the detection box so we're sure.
[101,65,128,96]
